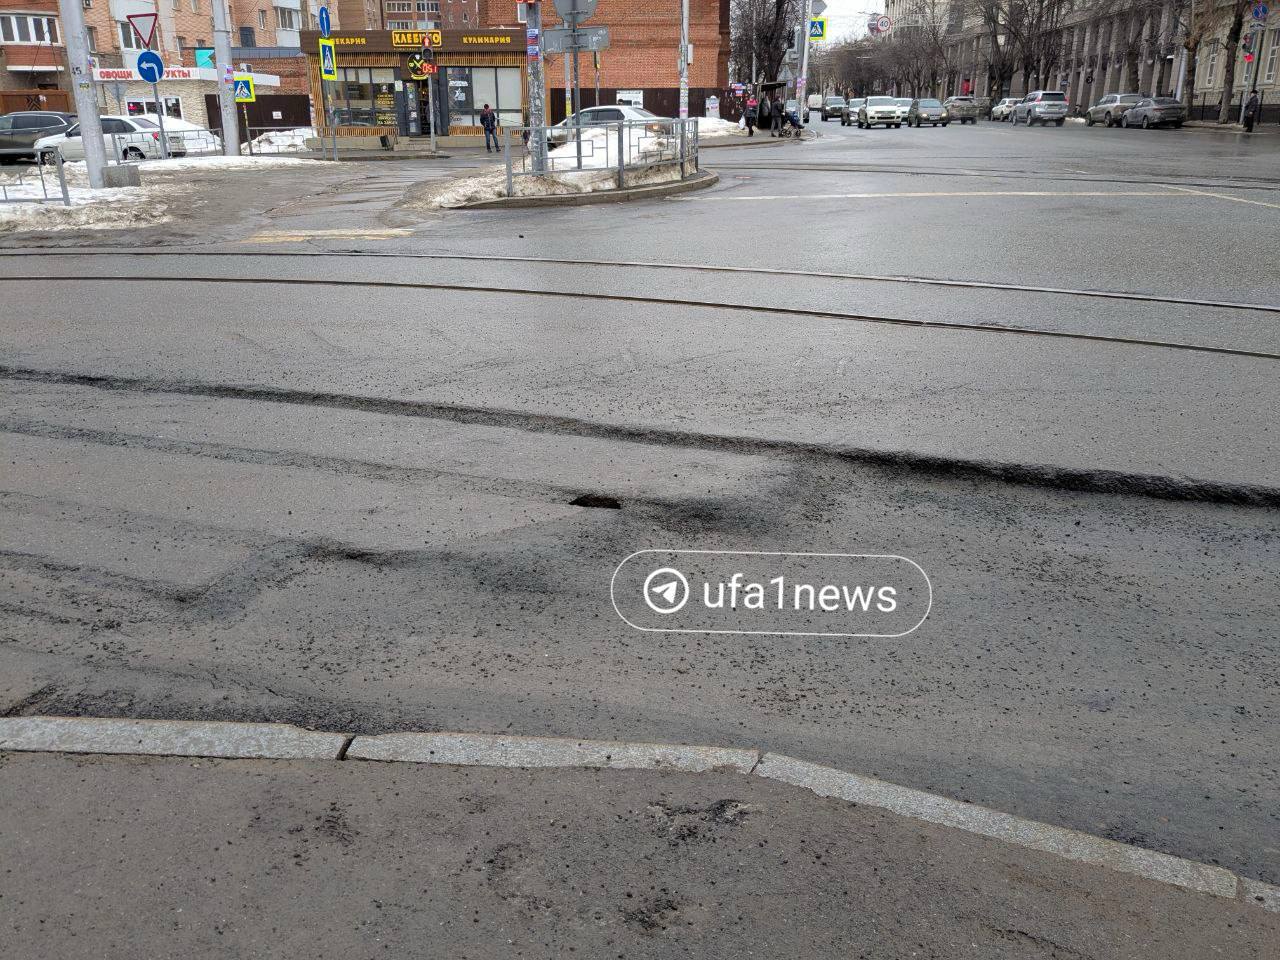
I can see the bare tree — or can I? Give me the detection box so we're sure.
[729,0,802,84]
[1216,0,1251,122]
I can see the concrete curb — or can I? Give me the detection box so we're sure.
[459,170,718,209]
[2,716,1276,912]
[753,753,1239,901]
[0,716,348,760]
[347,731,757,773]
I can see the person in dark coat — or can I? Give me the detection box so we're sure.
[744,97,758,137]
[479,103,499,153]
[770,95,784,136]
[1243,90,1260,134]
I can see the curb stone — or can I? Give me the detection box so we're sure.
[2,715,1276,912]
[458,169,718,209]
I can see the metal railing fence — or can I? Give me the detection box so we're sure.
[0,149,70,207]
[500,119,699,198]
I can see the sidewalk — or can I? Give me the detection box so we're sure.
[2,748,1275,959]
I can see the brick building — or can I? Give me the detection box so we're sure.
[481,0,730,121]
[1,0,319,121]
[336,0,379,30]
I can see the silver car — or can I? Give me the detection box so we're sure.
[908,99,947,127]
[1120,97,1186,129]
[1085,93,1142,127]
[989,98,1020,121]
[1011,90,1069,126]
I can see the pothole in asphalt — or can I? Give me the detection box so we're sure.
[570,493,623,509]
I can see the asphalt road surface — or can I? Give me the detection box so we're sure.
[2,122,1278,894]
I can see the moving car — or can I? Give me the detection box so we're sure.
[33,115,184,161]
[840,98,865,126]
[1120,96,1186,129]
[893,98,914,123]
[908,98,948,126]
[1011,90,1069,126]
[806,92,823,121]
[1085,93,1141,127]
[548,105,667,145]
[990,97,1021,121]
[858,96,901,129]
[942,96,979,124]
[820,96,846,121]
[0,110,74,162]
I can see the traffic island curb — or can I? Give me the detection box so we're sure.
[1,715,1276,912]
[458,169,718,209]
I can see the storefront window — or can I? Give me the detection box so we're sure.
[336,67,376,125]
[445,66,521,128]
[372,67,398,127]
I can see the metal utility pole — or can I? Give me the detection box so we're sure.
[678,0,689,118]
[527,1,548,172]
[797,0,813,125]
[55,0,107,187]
[210,0,239,156]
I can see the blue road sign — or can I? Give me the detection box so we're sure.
[318,5,331,37]
[1251,2,1268,17]
[136,50,164,84]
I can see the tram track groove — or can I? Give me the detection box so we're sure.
[0,249,1273,316]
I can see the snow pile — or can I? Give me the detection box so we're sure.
[0,165,162,231]
[138,155,322,173]
[412,158,685,209]
[696,116,746,138]
[243,127,316,154]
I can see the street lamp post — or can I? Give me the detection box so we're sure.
[54,0,107,187]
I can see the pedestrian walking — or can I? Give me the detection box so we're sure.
[770,95,784,137]
[480,103,499,153]
[1243,90,1260,134]
[744,97,758,137]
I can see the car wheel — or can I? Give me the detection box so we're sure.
[1174,121,1184,128]
[123,147,145,160]
[1085,114,1095,126]
[1055,119,1064,127]
[942,121,949,127]
[1141,116,1150,129]
[1103,112,1113,127]
[1121,114,1129,128]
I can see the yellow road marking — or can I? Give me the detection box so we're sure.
[702,190,1178,201]
[1161,184,1280,210]
[244,228,413,243]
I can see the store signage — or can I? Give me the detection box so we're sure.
[406,53,437,79]
[461,34,513,44]
[392,29,442,48]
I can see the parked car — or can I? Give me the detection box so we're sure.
[1085,93,1142,127]
[33,115,184,161]
[840,98,866,126]
[136,113,223,155]
[1120,96,1186,129]
[1011,90,1069,126]
[908,98,948,126]
[990,97,1021,121]
[0,110,75,162]
[548,105,667,145]
[820,96,846,121]
[942,96,979,124]
[858,96,901,128]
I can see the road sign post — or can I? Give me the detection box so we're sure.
[526,2,548,173]
[797,0,813,125]
[423,43,437,154]
[319,34,338,160]
[210,0,240,156]
[135,49,170,159]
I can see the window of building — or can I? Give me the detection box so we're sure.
[386,1,413,11]
[171,0,179,9]
[386,20,413,29]
[258,10,267,29]
[118,20,144,50]
[1266,32,1279,84]
[0,14,60,45]
[125,96,184,119]
[445,65,521,129]
[276,7,299,29]
[240,26,256,46]
[332,66,399,127]
[86,25,98,50]
[190,0,199,10]
[1203,45,1218,89]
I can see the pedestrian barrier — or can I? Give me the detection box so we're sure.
[0,149,70,207]
[500,118,700,198]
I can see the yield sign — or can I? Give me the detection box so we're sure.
[126,12,158,49]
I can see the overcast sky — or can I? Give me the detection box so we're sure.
[815,0,877,42]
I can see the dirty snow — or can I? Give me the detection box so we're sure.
[243,127,316,154]
[696,116,747,138]
[138,155,322,173]
[414,160,685,209]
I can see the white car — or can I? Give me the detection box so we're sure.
[549,105,669,146]
[990,97,1021,121]
[34,114,184,162]
[136,113,223,154]
[893,98,913,123]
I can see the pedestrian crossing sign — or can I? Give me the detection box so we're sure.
[233,75,256,103]
[809,17,827,40]
[319,38,337,81]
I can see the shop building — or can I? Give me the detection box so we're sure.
[300,26,525,137]
[480,0,730,121]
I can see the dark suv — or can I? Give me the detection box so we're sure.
[0,111,75,162]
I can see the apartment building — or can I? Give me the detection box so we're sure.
[1,0,323,121]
